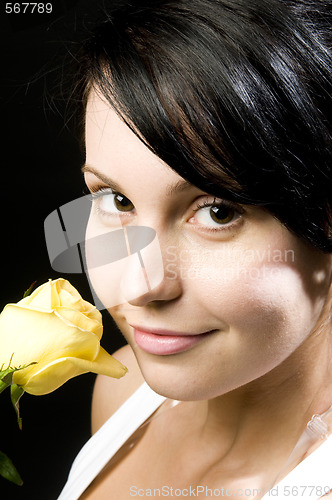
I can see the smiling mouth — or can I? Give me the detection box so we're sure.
[130,325,217,355]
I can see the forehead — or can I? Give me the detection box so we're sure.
[85,90,190,191]
[85,91,153,160]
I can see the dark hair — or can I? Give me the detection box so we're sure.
[77,0,332,252]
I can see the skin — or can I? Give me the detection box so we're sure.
[82,90,332,498]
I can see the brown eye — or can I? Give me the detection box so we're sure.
[114,193,135,212]
[92,189,136,216]
[210,205,235,224]
[192,198,242,231]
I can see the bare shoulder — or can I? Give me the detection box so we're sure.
[91,344,144,433]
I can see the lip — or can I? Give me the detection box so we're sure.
[130,325,216,355]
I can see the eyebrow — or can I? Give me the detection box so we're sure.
[82,164,122,192]
[82,164,195,196]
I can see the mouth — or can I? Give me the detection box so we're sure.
[130,324,217,355]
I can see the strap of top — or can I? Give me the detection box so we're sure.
[57,382,166,500]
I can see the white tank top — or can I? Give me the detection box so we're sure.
[57,383,332,500]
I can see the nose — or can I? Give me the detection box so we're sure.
[120,227,182,307]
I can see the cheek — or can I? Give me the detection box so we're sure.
[169,262,325,399]
[192,258,324,353]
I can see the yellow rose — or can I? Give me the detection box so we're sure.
[0,279,127,395]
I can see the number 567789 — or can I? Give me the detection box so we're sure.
[5,3,53,14]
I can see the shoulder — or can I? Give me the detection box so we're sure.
[91,344,144,433]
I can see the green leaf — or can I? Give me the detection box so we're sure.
[0,381,9,394]
[11,385,25,430]
[0,368,15,394]
[0,369,14,384]
[23,280,37,298]
[0,451,23,486]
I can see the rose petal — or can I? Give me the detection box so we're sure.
[71,347,128,379]
[19,279,60,310]
[55,307,102,339]
[0,305,100,368]
[19,349,127,395]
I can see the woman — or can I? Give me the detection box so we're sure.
[57,0,332,498]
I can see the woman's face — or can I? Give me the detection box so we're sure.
[84,91,332,401]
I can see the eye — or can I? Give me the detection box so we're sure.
[190,197,243,231]
[113,193,135,212]
[208,205,235,224]
[90,188,135,216]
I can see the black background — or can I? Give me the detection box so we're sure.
[0,1,126,498]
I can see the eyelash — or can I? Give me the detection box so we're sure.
[88,185,113,197]
[86,186,244,233]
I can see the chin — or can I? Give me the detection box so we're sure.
[145,377,205,401]
[132,352,199,400]
[134,354,234,402]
